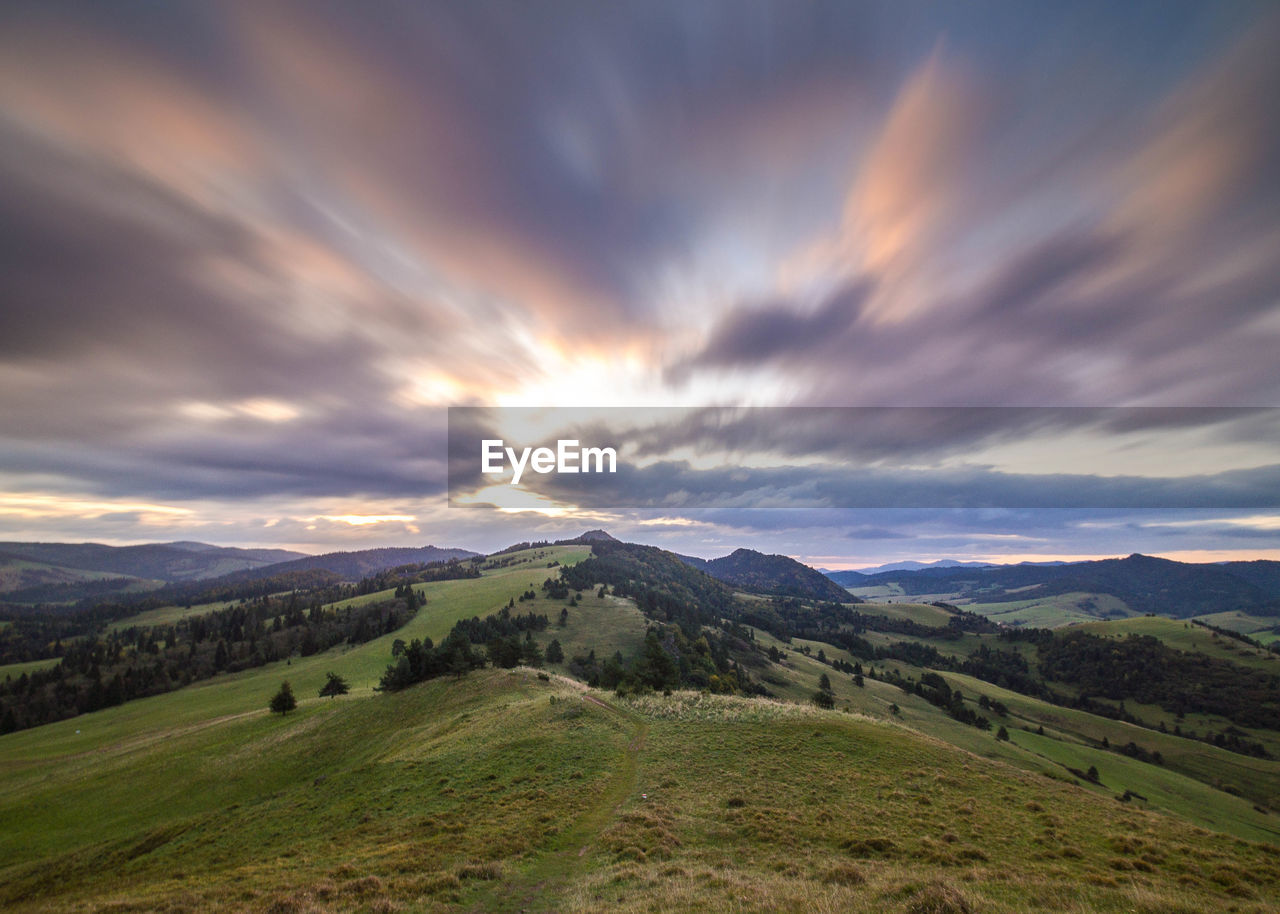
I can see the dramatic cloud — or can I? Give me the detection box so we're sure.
[1,2,1277,560]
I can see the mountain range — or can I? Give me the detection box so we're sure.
[0,541,479,603]
[827,553,1280,618]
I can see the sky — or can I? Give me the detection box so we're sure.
[1,1,1278,567]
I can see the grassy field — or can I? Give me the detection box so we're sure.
[936,671,1280,820]
[854,601,957,626]
[0,657,61,680]
[966,592,1134,628]
[4,668,1278,913]
[1074,615,1280,671]
[1194,611,1280,645]
[107,599,249,632]
[0,546,591,767]
[3,545,1280,912]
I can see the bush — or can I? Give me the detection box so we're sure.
[269,681,297,714]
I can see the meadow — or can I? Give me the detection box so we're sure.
[2,546,1278,912]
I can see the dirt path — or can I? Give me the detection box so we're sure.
[471,693,648,913]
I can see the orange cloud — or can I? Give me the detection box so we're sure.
[780,51,987,324]
[1113,21,1277,244]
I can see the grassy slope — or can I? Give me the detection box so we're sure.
[0,547,590,775]
[569,693,1279,914]
[106,599,247,632]
[3,545,1280,912]
[1194,611,1280,646]
[0,557,133,592]
[747,626,1280,837]
[0,657,61,680]
[1074,615,1280,671]
[4,671,1278,914]
[966,592,1134,628]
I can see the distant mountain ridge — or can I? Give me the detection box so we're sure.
[0,541,481,602]
[208,545,481,584]
[0,541,305,585]
[837,553,1280,618]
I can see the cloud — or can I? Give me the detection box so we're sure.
[1,2,1279,561]
[671,279,872,376]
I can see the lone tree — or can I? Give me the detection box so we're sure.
[545,638,564,664]
[812,689,835,709]
[818,672,833,694]
[270,681,297,715]
[319,671,350,699]
[996,725,1010,741]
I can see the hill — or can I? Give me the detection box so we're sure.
[0,541,305,585]
[4,670,1278,912]
[202,545,482,585]
[0,552,137,595]
[3,538,1279,912]
[853,554,1280,619]
[556,529,620,545]
[698,548,854,602]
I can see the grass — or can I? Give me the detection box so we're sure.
[3,544,1279,912]
[537,591,650,669]
[5,671,1278,913]
[748,626,1280,836]
[855,602,958,627]
[1074,616,1280,671]
[0,657,61,680]
[107,599,248,632]
[966,592,1134,628]
[560,691,1280,914]
[0,546,592,770]
[1194,611,1280,647]
[936,671,1280,824]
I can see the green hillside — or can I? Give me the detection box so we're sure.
[966,592,1135,628]
[3,541,1279,912]
[1075,616,1280,671]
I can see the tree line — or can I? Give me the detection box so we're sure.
[0,592,414,735]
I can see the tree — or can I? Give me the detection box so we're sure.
[996,725,1009,741]
[812,689,835,709]
[319,671,350,699]
[1086,765,1100,782]
[545,638,564,664]
[270,681,297,714]
[818,672,833,693]
[521,632,544,668]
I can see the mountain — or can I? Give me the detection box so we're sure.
[209,545,481,583]
[555,529,620,545]
[0,541,307,585]
[692,548,854,602]
[852,559,996,574]
[163,541,303,563]
[854,554,1280,617]
[823,568,866,587]
[0,552,136,594]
